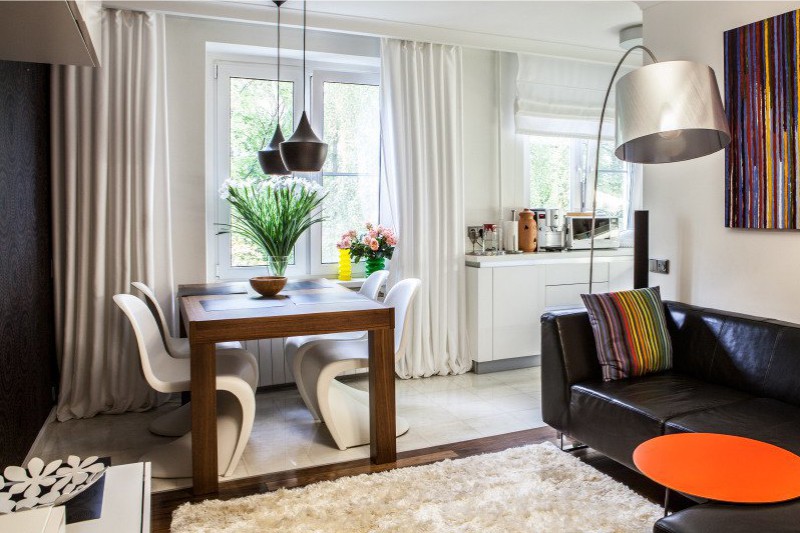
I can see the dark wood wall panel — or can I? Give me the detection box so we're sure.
[0,60,56,467]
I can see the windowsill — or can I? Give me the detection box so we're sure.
[334,277,367,289]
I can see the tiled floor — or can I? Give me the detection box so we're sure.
[29,367,545,492]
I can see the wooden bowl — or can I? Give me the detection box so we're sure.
[249,276,287,297]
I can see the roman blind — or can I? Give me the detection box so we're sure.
[515,53,638,139]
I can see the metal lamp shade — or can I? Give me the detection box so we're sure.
[615,60,731,164]
[280,111,328,172]
[258,125,290,175]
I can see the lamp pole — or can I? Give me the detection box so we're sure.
[588,45,659,294]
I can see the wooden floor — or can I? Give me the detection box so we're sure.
[151,426,691,531]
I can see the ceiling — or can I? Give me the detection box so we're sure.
[275,1,643,53]
[105,0,643,59]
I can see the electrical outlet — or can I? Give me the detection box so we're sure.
[649,259,670,274]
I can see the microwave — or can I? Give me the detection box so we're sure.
[565,216,620,250]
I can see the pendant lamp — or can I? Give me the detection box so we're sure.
[280,0,328,172]
[258,0,290,175]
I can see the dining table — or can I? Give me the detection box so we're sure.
[178,278,396,495]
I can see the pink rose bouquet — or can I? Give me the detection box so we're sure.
[347,223,397,263]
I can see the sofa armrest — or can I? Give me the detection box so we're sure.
[541,308,602,433]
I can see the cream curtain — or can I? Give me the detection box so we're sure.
[380,39,471,378]
[52,9,174,421]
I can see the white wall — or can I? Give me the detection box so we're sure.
[462,50,528,246]
[643,1,800,321]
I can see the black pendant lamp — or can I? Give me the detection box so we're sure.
[280,0,328,172]
[258,0,290,175]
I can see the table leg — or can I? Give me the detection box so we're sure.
[368,327,396,464]
[190,342,218,495]
[663,487,671,516]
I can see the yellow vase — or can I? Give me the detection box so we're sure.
[338,248,352,281]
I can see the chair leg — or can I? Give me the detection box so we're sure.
[149,402,192,437]
[318,375,409,450]
[293,345,322,421]
[141,390,253,479]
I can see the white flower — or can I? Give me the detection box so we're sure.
[4,458,61,499]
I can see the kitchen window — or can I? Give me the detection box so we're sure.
[527,135,635,228]
[210,61,380,280]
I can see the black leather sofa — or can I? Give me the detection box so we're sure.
[542,301,800,533]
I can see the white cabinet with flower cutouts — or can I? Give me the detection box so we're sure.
[465,249,634,373]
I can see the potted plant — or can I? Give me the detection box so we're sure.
[219,175,326,296]
[349,223,397,276]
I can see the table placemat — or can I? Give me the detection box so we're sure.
[200,297,288,312]
[284,279,332,291]
[289,291,364,305]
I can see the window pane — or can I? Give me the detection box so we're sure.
[320,81,380,264]
[529,136,572,211]
[228,77,293,267]
[596,141,625,220]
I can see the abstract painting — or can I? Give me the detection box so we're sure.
[725,10,800,229]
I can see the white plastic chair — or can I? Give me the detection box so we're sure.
[294,278,421,450]
[285,270,390,378]
[131,281,242,358]
[113,294,257,478]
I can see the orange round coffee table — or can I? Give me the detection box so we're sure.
[634,433,800,512]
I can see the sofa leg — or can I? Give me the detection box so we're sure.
[559,432,589,452]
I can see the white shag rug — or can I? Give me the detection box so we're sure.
[171,443,662,533]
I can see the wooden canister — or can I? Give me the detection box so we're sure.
[518,209,537,252]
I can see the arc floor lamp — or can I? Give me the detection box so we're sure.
[588,45,731,294]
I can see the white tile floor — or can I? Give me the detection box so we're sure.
[29,367,545,492]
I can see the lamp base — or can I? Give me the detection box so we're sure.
[634,210,649,289]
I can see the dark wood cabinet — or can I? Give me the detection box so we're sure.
[0,59,57,466]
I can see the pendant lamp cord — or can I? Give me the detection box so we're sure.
[302,0,307,98]
[588,44,658,294]
[276,3,281,81]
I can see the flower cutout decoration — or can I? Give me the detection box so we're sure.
[0,476,14,514]
[4,458,61,499]
[0,456,106,514]
[56,455,103,487]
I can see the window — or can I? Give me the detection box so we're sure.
[311,71,381,268]
[528,135,634,227]
[211,61,380,280]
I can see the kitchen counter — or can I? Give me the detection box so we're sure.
[465,248,633,268]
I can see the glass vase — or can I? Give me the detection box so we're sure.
[338,248,352,281]
[267,255,290,278]
[365,256,385,277]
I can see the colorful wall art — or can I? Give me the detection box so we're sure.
[725,10,800,229]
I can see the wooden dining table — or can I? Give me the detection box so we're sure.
[179,279,396,495]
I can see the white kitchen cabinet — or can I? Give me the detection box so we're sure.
[465,250,634,372]
[492,265,545,361]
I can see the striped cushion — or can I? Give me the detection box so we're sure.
[581,287,673,381]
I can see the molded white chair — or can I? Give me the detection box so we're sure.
[131,282,251,438]
[294,278,421,450]
[113,294,257,478]
[131,281,242,358]
[284,270,390,378]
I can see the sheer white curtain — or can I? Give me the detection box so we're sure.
[380,39,471,378]
[52,9,174,421]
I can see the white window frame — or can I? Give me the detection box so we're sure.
[210,61,307,280]
[208,58,382,281]
[309,70,381,276]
